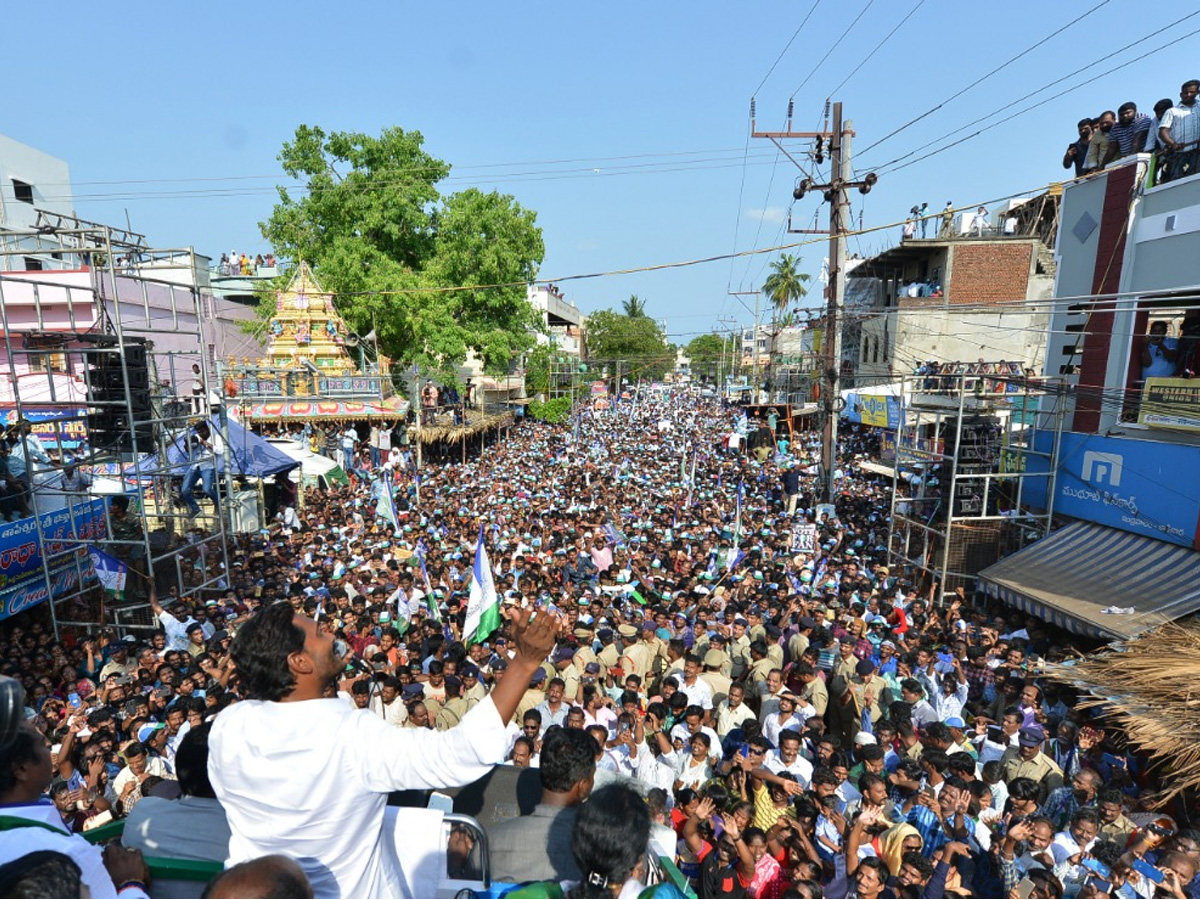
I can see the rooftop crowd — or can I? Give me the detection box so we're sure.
[1062,78,1199,184]
[0,387,1194,899]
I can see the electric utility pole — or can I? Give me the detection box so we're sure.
[752,99,877,502]
[728,292,760,401]
[822,105,848,504]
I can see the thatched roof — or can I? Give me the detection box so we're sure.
[413,410,514,444]
[1047,621,1200,805]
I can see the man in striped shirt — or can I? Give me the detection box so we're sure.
[1104,101,1152,162]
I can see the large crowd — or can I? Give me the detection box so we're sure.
[0,387,1195,899]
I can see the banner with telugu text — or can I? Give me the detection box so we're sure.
[0,499,108,622]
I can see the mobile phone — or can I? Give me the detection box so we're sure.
[1132,858,1165,884]
[1085,875,1112,895]
[1016,877,1036,898]
[68,693,81,709]
[738,743,751,759]
[1081,857,1112,878]
[987,725,1004,744]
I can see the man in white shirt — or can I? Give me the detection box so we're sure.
[757,729,814,791]
[761,692,815,748]
[676,655,714,714]
[758,668,788,719]
[149,585,198,653]
[0,687,152,899]
[368,678,407,727]
[668,707,723,765]
[340,426,359,471]
[900,678,938,729]
[208,601,556,899]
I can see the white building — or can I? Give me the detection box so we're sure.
[0,133,76,271]
[526,283,584,355]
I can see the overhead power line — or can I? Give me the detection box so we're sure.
[752,0,823,97]
[826,0,927,97]
[789,0,876,100]
[320,185,1059,298]
[854,0,1114,160]
[871,11,1200,176]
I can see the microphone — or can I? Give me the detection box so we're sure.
[333,639,372,677]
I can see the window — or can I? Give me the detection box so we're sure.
[28,352,69,374]
[11,179,33,204]
[23,257,43,271]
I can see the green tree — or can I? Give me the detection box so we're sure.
[622,294,648,318]
[523,343,553,397]
[584,308,673,381]
[259,125,544,379]
[762,254,811,395]
[762,253,810,315]
[686,333,737,382]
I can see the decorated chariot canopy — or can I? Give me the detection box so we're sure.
[264,261,360,373]
[235,398,409,422]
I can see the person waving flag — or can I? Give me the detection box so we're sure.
[464,524,500,646]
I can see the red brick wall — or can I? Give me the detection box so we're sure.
[947,243,1032,305]
[1073,164,1135,433]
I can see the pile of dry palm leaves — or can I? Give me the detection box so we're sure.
[414,411,514,445]
[1047,621,1200,805]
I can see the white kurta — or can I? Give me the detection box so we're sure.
[0,800,143,898]
[209,694,509,899]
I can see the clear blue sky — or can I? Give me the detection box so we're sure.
[7,1,1197,344]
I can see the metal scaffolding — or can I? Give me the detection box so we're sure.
[887,373,1065,603]
[0,223,231,636]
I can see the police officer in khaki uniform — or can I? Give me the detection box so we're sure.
[460,664,488,708]
[728,618,753,680]
[745,640,776,687]
[552,646,582,703]
[706,633,733,678]
[699,649,733,707]
[746,608,768,645]
[435,675,471,731]
[644,619,669,679]
[764,625,785,669]
[515,668,547,724]
[619,623,654,681]
[794,661,829,717]
[597,627,620,674]
[788,616,816,664]
[1000,725,1065,804]
[572,626,600,678]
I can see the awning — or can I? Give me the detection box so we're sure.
[978,522,1200,640]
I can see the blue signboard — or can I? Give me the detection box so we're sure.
[1024,430,1200,550]
[0,499,108,621]
[0,558,95,622]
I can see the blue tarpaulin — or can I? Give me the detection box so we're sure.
[155,416,299,478]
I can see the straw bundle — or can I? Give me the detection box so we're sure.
[1046,621,1200,805]
[415,411,514,444]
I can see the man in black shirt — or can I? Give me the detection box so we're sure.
[1062,118,1093,177]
